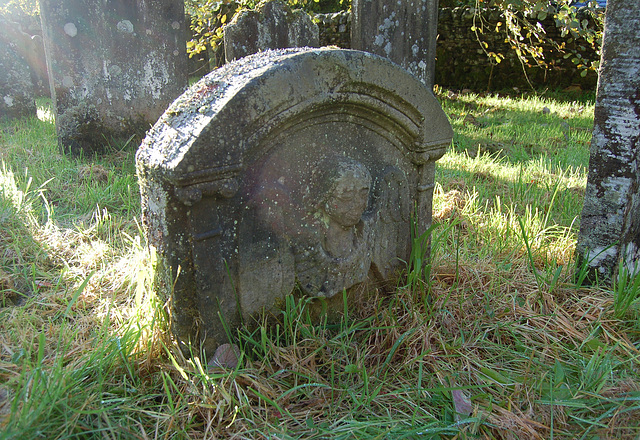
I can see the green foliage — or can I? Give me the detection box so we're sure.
[407,217,437,293]
[612,260,640,320]
[471,0,603,81]
[0,0,38,17]
[186,0,350,59]
[186,0,255,56]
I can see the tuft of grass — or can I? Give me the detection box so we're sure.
[2,92,640,439]
[611,261,640,320]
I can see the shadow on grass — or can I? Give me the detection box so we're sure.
[0,168,54,307]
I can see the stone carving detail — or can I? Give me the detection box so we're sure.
[224,0,319,62]
[246,155,400,301]
[137,48,453,353]
[298,157,373,295]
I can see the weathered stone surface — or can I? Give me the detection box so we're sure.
[351,0,440,89]
[1,16,49,98]
[224,0,319,62]
[137,48,452,354]
[0,15,36,120]
[26,33,49,98]
[39,0,188,154]
[576,0,640,279]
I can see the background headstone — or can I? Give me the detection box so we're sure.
[39,0,188,155]
[0,15,36,120]
[576,0,640,279]
[351,0,440,89]
[223,0,319,62]
[137,47,453,354]
[1,16,49,97]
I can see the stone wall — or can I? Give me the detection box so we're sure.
[315,11,351,48]
[435,7,600,91]
[315,7,602,91]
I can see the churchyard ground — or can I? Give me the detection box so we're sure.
[1,90,639,439]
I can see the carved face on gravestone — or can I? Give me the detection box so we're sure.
[289,156,374,296]
[316,159,372,259]
[321,160,371,229]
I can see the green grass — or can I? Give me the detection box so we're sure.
[1,92,640,439]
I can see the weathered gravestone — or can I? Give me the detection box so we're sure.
[0,15,36,120]
[351,0,440,89]
[223,0,319,63]
[39,0,188,154]
[1,17,49,97]
[576,0,640,279]
[136,48,453,353]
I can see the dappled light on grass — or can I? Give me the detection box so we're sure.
[433,184,577,270]
[0,121,169,437]
[36,105,54,124]
[433,144,586,279]
[439,88,594,172]
[2,89,640,439]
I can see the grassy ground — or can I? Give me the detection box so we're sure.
[1,91,639,439]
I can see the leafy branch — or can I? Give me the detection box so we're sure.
[471,0,603,80]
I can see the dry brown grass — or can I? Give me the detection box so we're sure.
[3,93,640,439]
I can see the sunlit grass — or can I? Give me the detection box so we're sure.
[36,97,54,124]
[1,92,640,439]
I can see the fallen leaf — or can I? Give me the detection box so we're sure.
[208,343,241,369]
[463,113,483,127]
[452,389,473,418]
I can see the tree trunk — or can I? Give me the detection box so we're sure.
[576,0,640,280]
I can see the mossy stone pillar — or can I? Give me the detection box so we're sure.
[39,0,188,154]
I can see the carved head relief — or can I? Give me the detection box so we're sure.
[320,159,372,230]
[310,158,373,261]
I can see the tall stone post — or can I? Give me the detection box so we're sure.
[576,0,640,280]
[39,0,188,155]
[351,0,440,89]
[0,15,36,120]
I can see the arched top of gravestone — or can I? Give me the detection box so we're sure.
[137,47,453,186]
